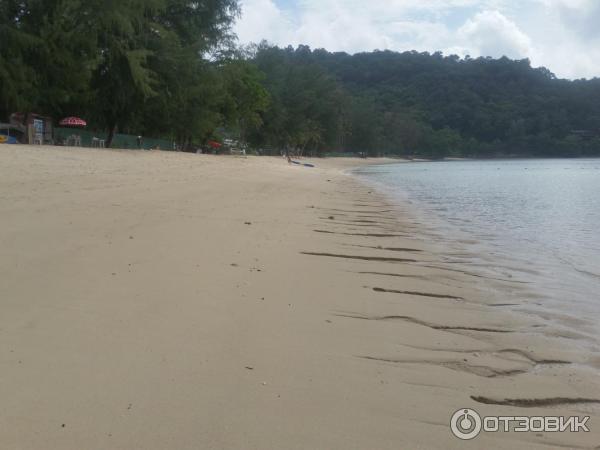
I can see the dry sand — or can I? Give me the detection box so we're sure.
[1,144,599,449]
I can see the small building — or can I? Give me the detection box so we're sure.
[10,112,54,144]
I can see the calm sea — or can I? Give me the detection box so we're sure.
[355,159,600,344]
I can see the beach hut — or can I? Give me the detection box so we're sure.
[9,113,53,144]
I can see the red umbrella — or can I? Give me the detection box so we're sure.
[59,117,87,127]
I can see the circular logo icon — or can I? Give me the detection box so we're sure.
[451,408,482,440]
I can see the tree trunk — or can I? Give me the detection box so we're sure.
[106,124,117,148]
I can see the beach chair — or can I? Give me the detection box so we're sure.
[92,137,105,148]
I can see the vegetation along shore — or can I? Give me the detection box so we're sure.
[2,1,600,158]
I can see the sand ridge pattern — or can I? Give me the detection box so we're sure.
[307,176,600,448]
[301,252,418,263]
[471,396,600,408]
[313,230,410,238]
[371,287,464,300]
[334,313,514,334]
[2,148,599,450]
[356,346,572,379]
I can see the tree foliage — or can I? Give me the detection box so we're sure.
[0,0,269,148]
[248,44,345,155]
[248,45,600,157]
[2,6,600,157]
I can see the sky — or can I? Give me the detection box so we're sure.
[234,0,600,80]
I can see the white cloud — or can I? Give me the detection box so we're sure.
[234,0,600,79]
[293,3,393,52]
[456,10,533,59]
[553,0,600,40]
[526,0,600,78]
[234,0,293,45]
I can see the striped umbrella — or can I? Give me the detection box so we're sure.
[59,117,87,127]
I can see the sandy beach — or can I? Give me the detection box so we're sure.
[1,145,599,449]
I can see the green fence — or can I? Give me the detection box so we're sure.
[54,128,175,151]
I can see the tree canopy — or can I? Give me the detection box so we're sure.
[247,45,600,158]
[0,0,267,148]
[2,4,600,157]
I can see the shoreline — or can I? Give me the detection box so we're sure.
[351,160,600,346]
[1,145,599,449]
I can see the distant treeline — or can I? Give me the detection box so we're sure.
[2,1,600,157]
[248,44,600,158]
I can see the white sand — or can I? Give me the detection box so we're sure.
[1,145,599,449]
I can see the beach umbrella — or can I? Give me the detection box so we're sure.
[59,117,87,127]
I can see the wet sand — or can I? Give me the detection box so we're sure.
[1,145,599,449]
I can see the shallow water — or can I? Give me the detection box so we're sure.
[355,159,600,344]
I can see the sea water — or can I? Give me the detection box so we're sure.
[355,159,600,344]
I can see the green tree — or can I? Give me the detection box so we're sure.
[250,44,346,155]
[219,59,270,144]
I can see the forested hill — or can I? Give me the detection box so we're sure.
[2,1,600,158]
[247,45,600,158]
